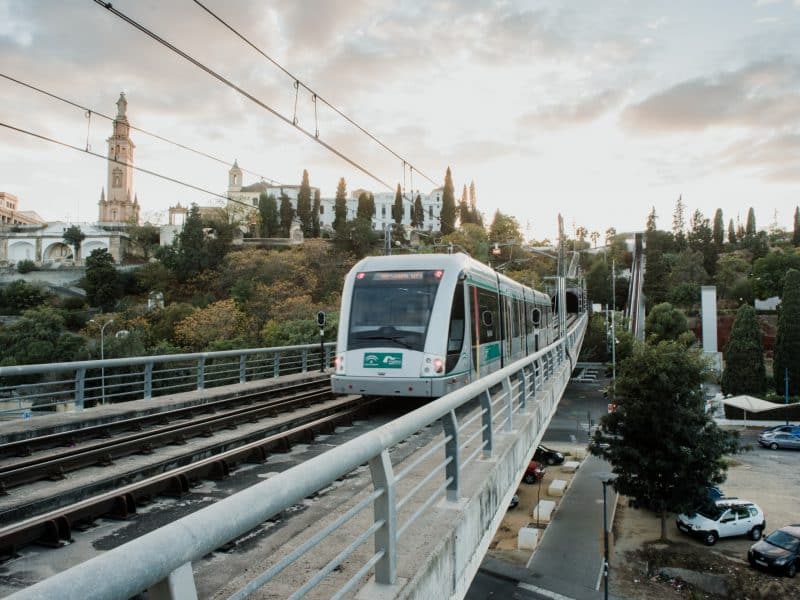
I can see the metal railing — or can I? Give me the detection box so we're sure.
[8,313,586,600]
[0,343,336,419]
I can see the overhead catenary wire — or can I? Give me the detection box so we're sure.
[0,72,284,186]
[0,120,257,210]
[191,0,438,188]
[94,0,401,197]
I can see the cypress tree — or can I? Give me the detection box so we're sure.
[440,167,456,235]
[297,169,312,236]
[458,184,470,225]
[412,194,424,229]
[392,183,404,225]
[728,218,736,245]
[712,208,724,248]
[774,269,800,396]
[333,178,347,233]
[357,192,375,221]
[793,206,800,247]
[258,192,279,237]
[745,207,756,236]
[279,193,294,237]
[721,304,766,396]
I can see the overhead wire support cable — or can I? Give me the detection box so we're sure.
[0,72,283,186]
[0,120,256,209]
[94,1,397,195]
[191,0,438,187]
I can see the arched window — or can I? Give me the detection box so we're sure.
[112,168,122,188]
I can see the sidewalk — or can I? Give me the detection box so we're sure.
[480,453,623,600]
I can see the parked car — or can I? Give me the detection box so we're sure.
[762,424,800,435]
[758,432,800,450]
[748,525,800,577]
[509,493,520,509]
[522,460,546,484]
[676,499,765,546]
[533,445,564,466]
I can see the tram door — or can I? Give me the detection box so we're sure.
[445,282,466,373]
[469,285,500,378]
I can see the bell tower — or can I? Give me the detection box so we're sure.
[99,92,139,224]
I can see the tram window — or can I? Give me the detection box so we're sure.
[446,283,465,372]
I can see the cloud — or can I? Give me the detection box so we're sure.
[621,58,800,132]
[516,89,624,132]
[719,132,800,181]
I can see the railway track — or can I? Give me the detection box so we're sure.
[0,386,379,560]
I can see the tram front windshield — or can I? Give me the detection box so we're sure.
[347,270,442,351]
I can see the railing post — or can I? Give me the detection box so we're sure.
[368,450,396,585]
[75,368,86,411]
[518,369,527,413]
[442,409,460,501]
[147,562,198,600]
[197,358,205,391]
[239,354,247,384]
[301,348,308,373]
[502,378,513,432]
[480,390,493,458]
[272,352,280,378]
[144,362,153,399]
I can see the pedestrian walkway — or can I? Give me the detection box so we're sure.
[479,454,623,600]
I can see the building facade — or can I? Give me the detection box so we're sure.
[0,192,45,226]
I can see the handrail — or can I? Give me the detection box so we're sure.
[8,314,587,600]
[0,343,336,418]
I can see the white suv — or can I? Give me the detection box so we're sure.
[676,499,765,546]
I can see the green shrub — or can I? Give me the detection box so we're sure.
[16,259,36,273]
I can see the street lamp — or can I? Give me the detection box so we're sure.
[90,318,114,404]
[594,471,617,600]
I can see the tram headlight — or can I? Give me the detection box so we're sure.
[334,354,345,373]
[422,354,445,375]
[433,358,444,373]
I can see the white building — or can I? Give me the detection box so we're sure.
[226,163,444,235]
[1,221,126,265]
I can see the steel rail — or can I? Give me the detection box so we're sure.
[0,396,376,559]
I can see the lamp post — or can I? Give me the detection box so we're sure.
[594,471,617,600]
[90,318,114,404]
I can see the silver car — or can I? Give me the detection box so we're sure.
[758,432,800,451]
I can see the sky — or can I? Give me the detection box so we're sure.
[1,0,799,242]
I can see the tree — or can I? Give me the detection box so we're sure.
[411,194,424,229]
[0,280,50,314]
[356,192,375,221]
[333,178,348,233]
[643,211,669,308]
[745,207,756,237]
[335,217,377,258]
[125,221,160,260]
[457,184,469,225]
[63,225,86,262]
[440,167,457,235]
[672,195,687,251]
[644,302,689,344]
[721,304,766,396]
[774,269,800,396]
[312,189,321,238]
[468,181,483,227]
[392,183,404,225]
[297,169,312,236]
[605,227,617,248]
[727,218,736,245]
[488,210,523,263]
[590,340,738,541]
[793,207,800,247]
[590,231,600,248]
[83,248,122,312]
[0,305,87,368]
[687,209,717,276]
[174,299,253,351]
[751,251,800,299]
[257,193,279,237]
[712,208,724,249]
[279,193,294,236]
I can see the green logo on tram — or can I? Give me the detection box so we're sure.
[363,352,403,369]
